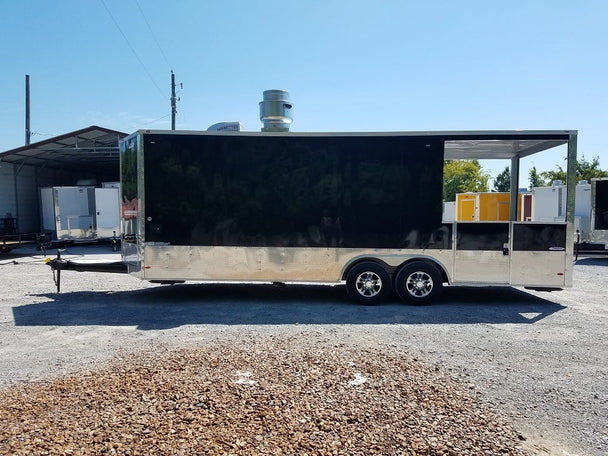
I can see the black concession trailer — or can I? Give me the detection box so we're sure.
[108,129,577,305]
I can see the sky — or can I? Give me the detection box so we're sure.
[1,0,606,187]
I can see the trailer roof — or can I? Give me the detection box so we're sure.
[2,128,570,177]
[443,136,571,160]
[133,129,574,160]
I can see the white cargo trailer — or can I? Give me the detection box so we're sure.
[40,185,120,243]
[531,183,567,223]
[40,186,96,242]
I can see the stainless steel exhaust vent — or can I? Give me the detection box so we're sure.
[259,89,293,132]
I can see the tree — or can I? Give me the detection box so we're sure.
[540,165,566,186]
[493,166,511,192]
[529,165,546,189]
[540,155,608,185]
[443,160,489,201]
[577,155,608,181]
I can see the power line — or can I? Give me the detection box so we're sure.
[30,131,57,138]
[100,0,166,101]
[138,114,171,127]
[134,0,172,71]
[133,0,182,128]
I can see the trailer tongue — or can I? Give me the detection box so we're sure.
[45,250,128,292]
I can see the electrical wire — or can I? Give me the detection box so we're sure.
[134,0,173,71]
[138,114,171,127]
[30,131,60,138]
[0,260,19,266]
[100,0,167,101]
[133,1,184,126]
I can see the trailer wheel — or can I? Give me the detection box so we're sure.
[346,261,392,305]
[394,261,442,305]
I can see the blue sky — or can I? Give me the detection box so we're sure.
[1,0,606,186]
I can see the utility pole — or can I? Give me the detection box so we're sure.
[25,75,31,145]
[171,71,177,130]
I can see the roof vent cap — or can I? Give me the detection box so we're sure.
[259,89,293,132]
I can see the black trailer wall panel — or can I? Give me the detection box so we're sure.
[593,179,608,230]
[137,134,445,249]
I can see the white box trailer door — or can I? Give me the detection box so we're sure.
[40,186,96,240]
[57,187,96,240]
[40,187,56,232]
[95,187,120,238]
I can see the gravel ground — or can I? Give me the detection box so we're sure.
[0,245,606,455]
[1,342,530,455]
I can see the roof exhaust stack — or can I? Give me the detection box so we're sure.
[259,89,293,132]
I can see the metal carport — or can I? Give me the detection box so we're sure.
[0,126,127,237]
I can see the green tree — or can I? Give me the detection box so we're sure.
[540,155,608,185]
[540,165,566,185]
[443,160,489,201]
[577,155,608,181]
[529,165,546,189]
[493,166,511,192]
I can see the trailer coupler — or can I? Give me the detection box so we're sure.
[45,250,128,292]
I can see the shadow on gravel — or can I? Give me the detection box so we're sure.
[14,283,566,330]
[574,256,608,266]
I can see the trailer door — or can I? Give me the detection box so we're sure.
[54,187,95,240]
[457,195,477,221]
[95,187,120,238]
[452,222,510,283]
[509,222,567,287]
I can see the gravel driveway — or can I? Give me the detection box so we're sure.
[0,245,606,455]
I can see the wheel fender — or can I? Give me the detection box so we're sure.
[341,257,395,281]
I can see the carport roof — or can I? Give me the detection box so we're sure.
[0,126,127,174]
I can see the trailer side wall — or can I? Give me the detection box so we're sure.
[141,134,446,250]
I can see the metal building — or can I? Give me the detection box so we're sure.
[0,126,126,240]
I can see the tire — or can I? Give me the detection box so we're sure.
[394,261,442,305]
[346,261,392,305]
